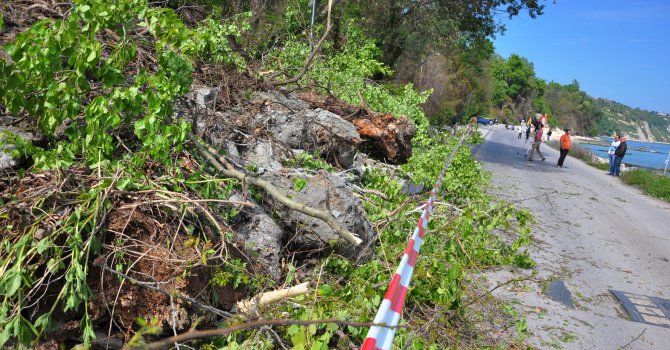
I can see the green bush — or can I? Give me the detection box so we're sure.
[621,170,670,202]
[0,0,249,170]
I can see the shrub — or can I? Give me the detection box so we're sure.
[621,170,670,202]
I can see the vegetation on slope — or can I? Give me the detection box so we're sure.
[0,1,538,349]
[594,98,670,142]
[621,169,670,202]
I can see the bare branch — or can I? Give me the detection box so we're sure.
[126,318,405,350]
[271,0,333,86]
[190,136,363,245]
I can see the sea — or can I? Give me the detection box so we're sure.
[579,137,670,174]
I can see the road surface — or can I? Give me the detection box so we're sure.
[472,124,670,349]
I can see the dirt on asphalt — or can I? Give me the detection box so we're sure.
[472,124,670,349]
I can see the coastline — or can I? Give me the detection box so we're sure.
[573,134,670,146]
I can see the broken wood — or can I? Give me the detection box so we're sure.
[190,136,363,245]
[236,282,310,316]
[298,93,416,163]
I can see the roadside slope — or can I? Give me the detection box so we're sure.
[473,124,670,349]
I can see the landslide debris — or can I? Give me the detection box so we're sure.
[1,79,414,348]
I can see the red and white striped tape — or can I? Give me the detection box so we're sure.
[361,127,472,350]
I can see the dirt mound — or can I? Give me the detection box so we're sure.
[0,168,249,344]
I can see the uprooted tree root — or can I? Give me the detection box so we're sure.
[0,167,259,347]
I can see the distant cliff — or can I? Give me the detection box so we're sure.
[594,98,670,143]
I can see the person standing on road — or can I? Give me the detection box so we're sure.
[546,128,553,142]
[528,124,546,162]
[518,123,524,139]
[556,129,572,168]
[609,136,628,176]
[607,135,621,171]
[525,124,531,140]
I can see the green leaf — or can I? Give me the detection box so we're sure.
[116,177,132,190]
[33,313,52,330]
[35,239,52,254]
[317,284,333,296]
[86,49,96,63]
[47,258,64,273]
[0,321,11,347]
[293,178,307,192]
[6,273,23,296]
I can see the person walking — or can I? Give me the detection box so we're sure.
[546,128,553,141]
[528,124,546,162]
[518,123,523,139]
[525,124,531,140]
[556,129,572,167]
[609,136,628,176]
[607,135,621,171]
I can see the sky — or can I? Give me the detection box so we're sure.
[492,0,670,113]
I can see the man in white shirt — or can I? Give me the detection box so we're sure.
[607,136,620,170]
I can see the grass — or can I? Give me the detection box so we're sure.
[621,169,670,202]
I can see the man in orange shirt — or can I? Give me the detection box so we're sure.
[557,129,572,168]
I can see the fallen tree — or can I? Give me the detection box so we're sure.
[298,92,416,163]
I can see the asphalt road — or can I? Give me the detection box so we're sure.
[472,124,670,349]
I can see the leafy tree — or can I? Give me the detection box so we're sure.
[332,0,545,68]
[489,53,543,122]
[543,80,603,135]
[0,0,249,169]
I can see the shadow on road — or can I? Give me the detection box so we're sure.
[471,139,566,174]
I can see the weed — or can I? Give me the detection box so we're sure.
[621,169,670,202]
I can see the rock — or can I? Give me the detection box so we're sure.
[305,108,360,168]
[194,111,243,164]
[251,90,311,112]
[0,151,13,170]
[230,194,284,280]
[225,140,242,164]
[256,109,305,149]
[243,141,283,172]
[251,92,361,168]
[190,91,363,169]
[589,153,609,164]
[192,87,220,109]
[0,126,40,171]
[261,170,374,260]
[401,180,424,195]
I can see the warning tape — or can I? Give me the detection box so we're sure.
[361,126,473,350]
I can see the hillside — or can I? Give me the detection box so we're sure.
[538,80,670,143]
[594,98,670,143]
[0,1,540,349]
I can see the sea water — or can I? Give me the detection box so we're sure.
[579,138,670,174]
